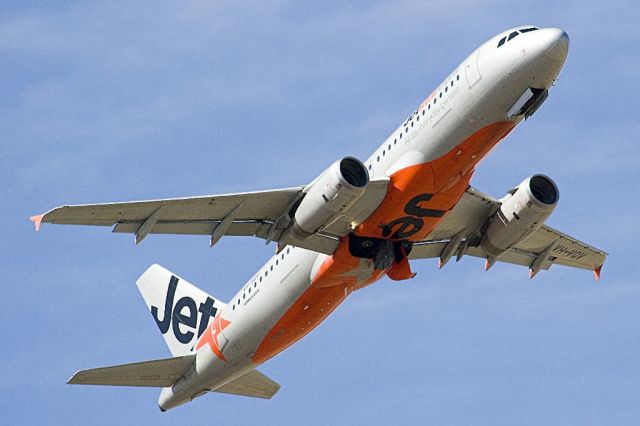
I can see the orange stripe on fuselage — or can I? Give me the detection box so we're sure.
[251,285,347,364]
[356,121,516,240]
[252,240,384,364]
[252,121,515,365]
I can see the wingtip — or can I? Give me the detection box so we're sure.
[484,258,494,271]
[66,372,78,385]
[29,214,44,232]
[593,264,603,281]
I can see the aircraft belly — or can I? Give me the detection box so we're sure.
[176,248,320,400]
[219,249,319,363]
[247,121,517,365]
[251,237,386,365]
[356,120,516,242]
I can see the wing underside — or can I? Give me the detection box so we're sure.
[32,179,390,255]
[409,187,607,278]
[32,182,605,276]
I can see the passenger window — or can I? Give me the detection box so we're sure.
[377,156,380,162]
[508,31,519,41]
[237,299,240,304]
[276,260,279,265]
[416,115,419,121]
[388,144,391,150]
[394,138,397,144]
[450,81,453,87]
[456,74,460,80]
[254,282,257,287]
[382,150,385,156]
[445,86,448,93]
[497,36,506,47]
[232,304,235,310]
[439,92,442,98]
[422,110,425,116]
[434,98,437,104]
[400,133,402,139]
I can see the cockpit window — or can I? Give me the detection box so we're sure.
[498,27,539,48]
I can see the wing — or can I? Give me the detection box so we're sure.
[409,187,607,279]
[31,179,390,255]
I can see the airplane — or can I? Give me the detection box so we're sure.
[31,26,607,411]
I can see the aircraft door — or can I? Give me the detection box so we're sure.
[465,49,481,88]
[280,264,308,303]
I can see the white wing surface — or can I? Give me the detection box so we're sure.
[33,187,302,239]
[32,179,390,255]
[409,187,607,278]
[31,186,338,253]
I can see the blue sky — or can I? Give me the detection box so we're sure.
[2,1,639,424]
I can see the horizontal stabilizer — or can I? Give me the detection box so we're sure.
[213,369,280,399]
[68,354,194,387]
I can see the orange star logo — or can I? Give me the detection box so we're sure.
[195,314,231,362]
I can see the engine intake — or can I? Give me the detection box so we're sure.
[292,157,369,239]
[481,174,558,258]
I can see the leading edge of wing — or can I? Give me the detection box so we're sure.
[29,186,305,230]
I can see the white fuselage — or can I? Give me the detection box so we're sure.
[159,26,569,410]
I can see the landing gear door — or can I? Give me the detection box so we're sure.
[465,49,481,89]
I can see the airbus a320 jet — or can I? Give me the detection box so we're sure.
[32,26,606,411]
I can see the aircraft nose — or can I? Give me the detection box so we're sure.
[543,28,570,61]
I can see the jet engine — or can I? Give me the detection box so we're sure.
[481,174,559,258]
[292,157,369,239]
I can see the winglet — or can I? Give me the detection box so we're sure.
[593,264,603,281]
[30,214,44,232]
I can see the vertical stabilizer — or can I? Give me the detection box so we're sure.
[136,264,226,357]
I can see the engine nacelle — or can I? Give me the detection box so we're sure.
[292,157,369,239]
[481,174,559,258]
